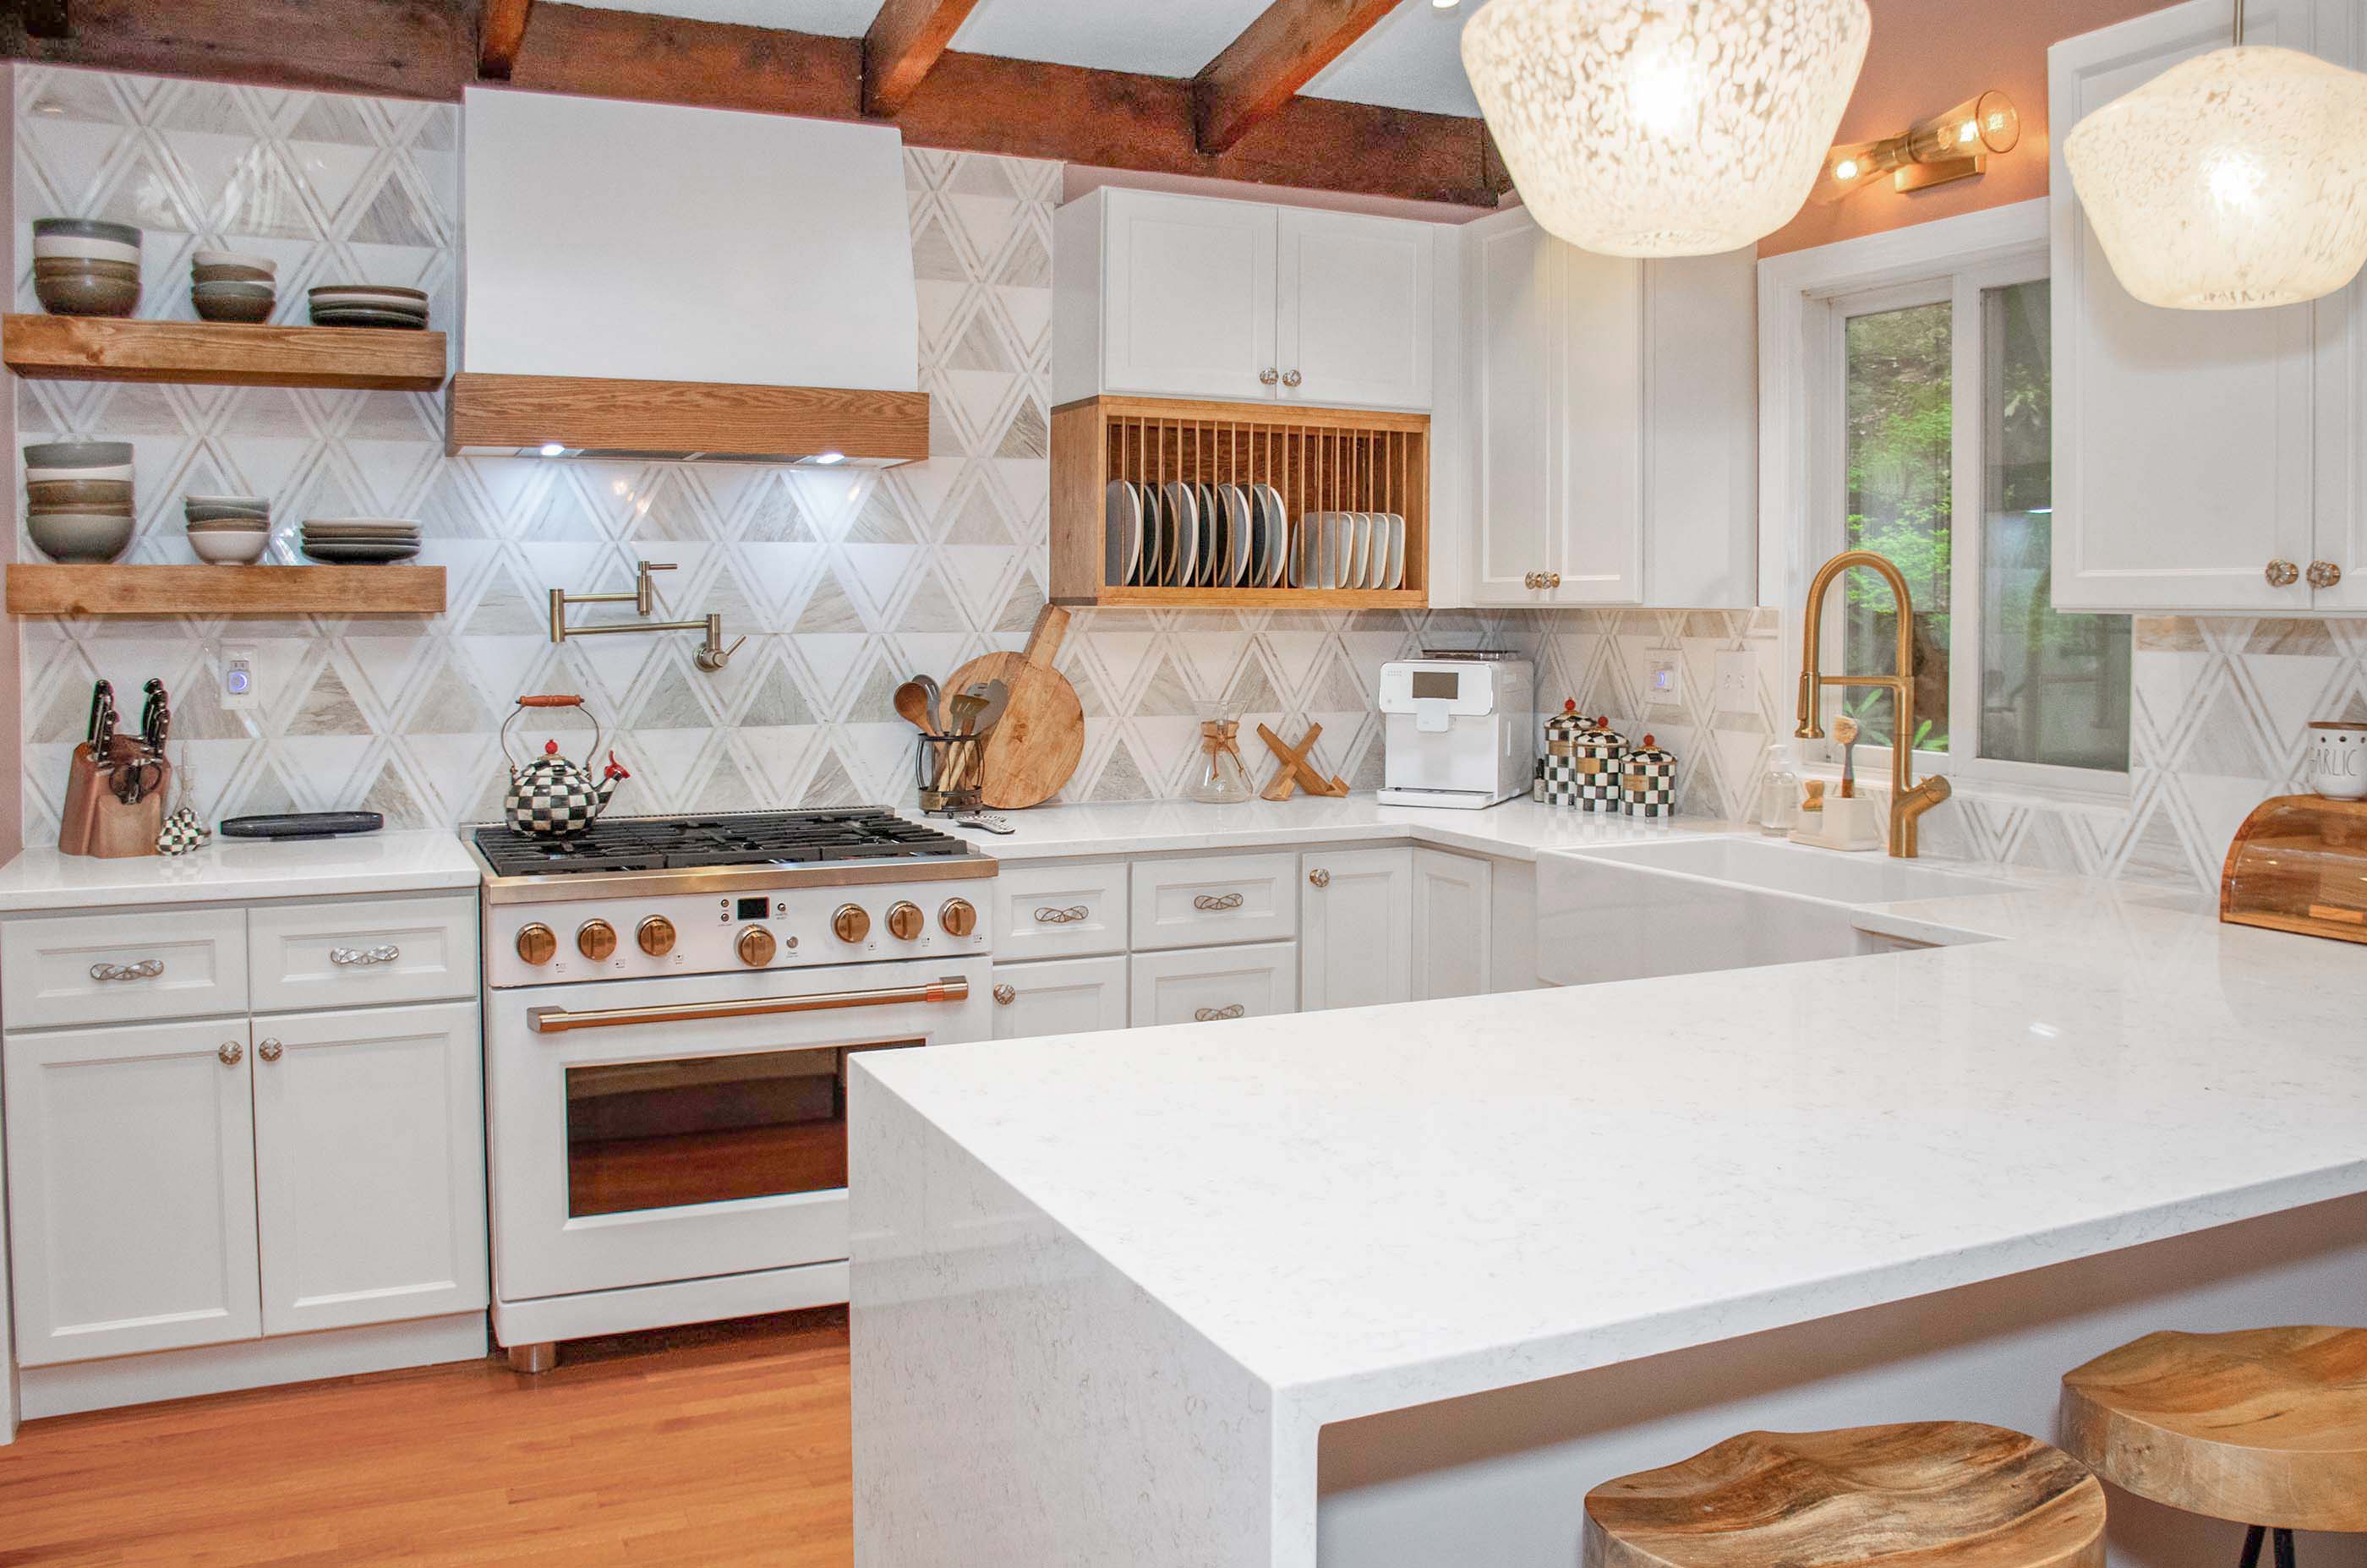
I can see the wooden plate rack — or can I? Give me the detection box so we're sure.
[1050,395,1429,608]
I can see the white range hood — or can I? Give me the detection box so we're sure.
[451,87,927,465]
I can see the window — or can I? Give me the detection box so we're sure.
[1818,255,2130,788]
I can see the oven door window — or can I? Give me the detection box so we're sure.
[564,1043,915,1217]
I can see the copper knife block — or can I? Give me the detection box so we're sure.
[58,736,169,858]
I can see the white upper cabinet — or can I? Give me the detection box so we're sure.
[1056,188,1439,411]
[2050,0,2364,612]
[1462,206,1756,608]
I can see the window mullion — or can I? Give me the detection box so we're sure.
[1946,273,1982,773]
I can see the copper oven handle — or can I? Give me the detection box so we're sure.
[528,975,970,1033]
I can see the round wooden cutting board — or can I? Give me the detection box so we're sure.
[943,604,1084,810]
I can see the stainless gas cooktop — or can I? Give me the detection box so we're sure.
[469,808,996,905]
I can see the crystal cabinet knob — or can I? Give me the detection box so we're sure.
[517,924,557,965]
[1308,868,1331,888]
[939,898,978,938]
[834,904,870,943]
[218,1041,243,1066]
[885,901,924,941]
[259,1038,282,1063]
[738,927,778,967]
[1281,369,1302,388]
[637,915,676,957]
[992,983,1015,1006]
[2266,559,2301,587]
[577,920,617,961]
[1260,368,1279,385]
[2307,560,2342,589]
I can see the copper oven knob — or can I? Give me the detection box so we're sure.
[885,900,924,941]
[833,904,870,943]
[637,915,676,957]
[516,923,557,965]
[738,926,778,967]
[577,920,617,961]
[938,897,977,938]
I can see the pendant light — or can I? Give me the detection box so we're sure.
[2064,0,2367,310]
[1460,0,1872,257]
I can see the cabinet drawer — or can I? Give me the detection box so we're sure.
[992,954,1129,1040]
[2,910,249,1029]
[1129,852,1298,950]
[1129,942,1298,1028]
[248,895,478,1013]
[994,860,1130,960]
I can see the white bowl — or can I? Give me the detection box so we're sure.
[26,463,134,484]
[192,249,274,271]
[30,234,140,265]
[188,527,271,565]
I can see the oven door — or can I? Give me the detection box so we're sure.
[487,953,992,1303]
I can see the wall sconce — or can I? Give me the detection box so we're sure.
[1818,90,2020,200]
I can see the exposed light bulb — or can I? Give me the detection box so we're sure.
[1957,120,1977,145]
[1431,0,1460,8]
[1834,157,1861,183]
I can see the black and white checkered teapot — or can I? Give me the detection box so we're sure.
[500,694,630,839]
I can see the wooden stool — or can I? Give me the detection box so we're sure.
[2061,1326,2367,1565]
[1583,1421,2106,1567]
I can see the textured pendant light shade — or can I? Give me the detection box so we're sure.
[1461,0,1872,257]
[2064,45,2367,310]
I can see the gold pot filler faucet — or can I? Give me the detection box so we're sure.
[1795,549,1951,858]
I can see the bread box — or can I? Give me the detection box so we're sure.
[2220,795,2367,945]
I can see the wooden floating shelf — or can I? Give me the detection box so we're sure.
[446,371,931,462]
[1051,394,1429,609]
[2,314,449,391]
[6,565,446,618]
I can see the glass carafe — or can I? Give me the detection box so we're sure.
[1189,704,1255,806]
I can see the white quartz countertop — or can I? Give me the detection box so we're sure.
[859,831,2367,1428]
[0,829,481,911]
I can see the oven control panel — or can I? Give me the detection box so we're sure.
[485,880,993,988]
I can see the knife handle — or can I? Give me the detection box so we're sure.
[517,694,583,708]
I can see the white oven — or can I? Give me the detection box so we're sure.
[484,950,992,1344]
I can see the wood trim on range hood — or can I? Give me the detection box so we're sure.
[445,373,930,465]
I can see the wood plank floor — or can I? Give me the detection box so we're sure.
[0,1309,854,1567]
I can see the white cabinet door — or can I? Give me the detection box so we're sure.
[1276,208,1435,411]
[992,860,1131,962]
[1130,851,1300,950]
[1102,190,1279,402]
[1299,848,1413,1012]
[1129,942,1298,1027]
[1412,849,1494,1002]
[251,1002,487,1336]
[3,1019,260,1365]
[1469,209,1560,604]
[1643,247,1759,609]
[2050,0,2332,610]
[992,955,1129,1039]
[1553,243,1647,604]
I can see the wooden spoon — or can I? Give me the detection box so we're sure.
[893,680,935,734]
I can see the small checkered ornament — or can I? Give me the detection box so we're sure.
[500,695,630,839]
[1621,735,1679,818]
[156,806,209,855]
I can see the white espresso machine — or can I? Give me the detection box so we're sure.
[1377,653,1535,809]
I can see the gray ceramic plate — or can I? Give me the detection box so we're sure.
[309,309,428,330]
[24,440,134,467]
[300,540,420,562]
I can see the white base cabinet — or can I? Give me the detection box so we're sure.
[1413,849,1495,1002]
[1301,848,1415,1012]
[991,954,1130,1039]
[1130,942,1299,1027]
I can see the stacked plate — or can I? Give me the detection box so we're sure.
[192,249,276,324]
[300,518,419,563]
[1103,479,1289,589]
[33,218,140,317]
[24,440,134,562]
[1290,512,1408,592]
[184,494,271,565]
[308,284,429,331]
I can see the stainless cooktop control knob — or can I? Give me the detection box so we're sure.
[637,915,676,957]
[577,920,617,961]
[738,926,778,967]
[833,904,870,943]
[939,898,977,938]
[517,923,556,965]
[885,900,923,941]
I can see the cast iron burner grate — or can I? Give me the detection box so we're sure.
[473,808,977,877]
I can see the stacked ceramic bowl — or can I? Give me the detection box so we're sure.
[191,250,276,324]
[300,518,419,562]
[32,219,140,316]
[184,494,271,565]
[308,283,428,331]
[24,440,134,562]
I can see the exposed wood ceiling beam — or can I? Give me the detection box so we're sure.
[1194,0,1400,156]
[8,0,1501,209]
[478,0,533,80]
[861,0,978,117]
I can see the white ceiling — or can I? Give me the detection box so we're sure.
[589,0,1484,117]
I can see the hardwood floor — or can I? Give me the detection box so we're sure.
[0,1309,855,1567]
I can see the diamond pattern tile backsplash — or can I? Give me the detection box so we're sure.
[12,65,2365,896]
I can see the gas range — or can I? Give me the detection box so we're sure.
[470,808,998,988]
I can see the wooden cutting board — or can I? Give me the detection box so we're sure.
[943,605,1084,810]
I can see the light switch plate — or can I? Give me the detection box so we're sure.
[1640,653,1684,708]
[1714,649,1759,716]
[220,646,256,711]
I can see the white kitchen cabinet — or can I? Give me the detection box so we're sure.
[2050,0,2364,612]
[1130,850,1300,950]
[1462,206,1756,608]
[251,1002,487,1336]
[4,1019,262,1366]
[991,860,1130,962]
[1299,848,1414,1012]
[1129,942,1298,1027]
[1055,187,1439,412]
[1412,849,1494,1002]
[991,955,1130,1040]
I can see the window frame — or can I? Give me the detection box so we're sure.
[1767,199,2132,806]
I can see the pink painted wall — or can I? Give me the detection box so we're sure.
[1760,0,2171,257]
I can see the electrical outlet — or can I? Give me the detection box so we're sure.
[220,646,256,711]
[1639,653,1684,708]
[1714,649,1759,716]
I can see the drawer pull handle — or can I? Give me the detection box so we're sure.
[258,1038,283,1063]
[217,1041,243,1066]
[992,983,1016,1006]
[329,943,401,967]
[1192,892,1244,912]
[1032,905,1090,925]
[90,958,164,983]
[1194,1003,1246,1022]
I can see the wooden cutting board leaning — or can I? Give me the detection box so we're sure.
[941,605,1085,809]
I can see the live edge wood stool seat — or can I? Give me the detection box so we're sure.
[1583,1422,2107,1568]
[2061,1326,2367,1563]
